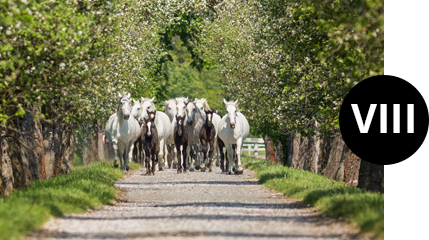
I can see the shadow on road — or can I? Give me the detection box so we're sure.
[34,231,356,239]
[115,180,260,185]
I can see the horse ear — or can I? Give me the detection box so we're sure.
[223,99,228,105]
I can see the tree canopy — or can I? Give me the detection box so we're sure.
[1,0,383,140]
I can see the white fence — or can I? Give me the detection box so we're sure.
[222,138,265,156]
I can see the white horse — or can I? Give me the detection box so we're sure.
[131,97,173,171]
[217,99,250,174]
[185,99,206,171]
[195,98,221,170]
[163,99,178,167]
[105,93,142,171]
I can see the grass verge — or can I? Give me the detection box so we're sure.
[242,155,384,238]
[0,160,140,240]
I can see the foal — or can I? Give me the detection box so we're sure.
[133,118,144,164]
[200,110,216,172]
[174,115,189,173]
[142,110,159,175]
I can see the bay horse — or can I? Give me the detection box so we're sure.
[174,114,189,173]
[199,110,216,172]
[142,110,159,175]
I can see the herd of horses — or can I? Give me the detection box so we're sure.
[104,93,250,175]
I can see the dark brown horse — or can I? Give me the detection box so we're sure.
[199,110,216,172]
[133,119,144,164]
[174,114,189,173]
[217,137,237,172]
[142,110,159,175]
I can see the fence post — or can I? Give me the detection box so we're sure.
[254,143,258,156]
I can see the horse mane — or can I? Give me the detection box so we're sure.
[224,101,241,112]
[197,98,211,110]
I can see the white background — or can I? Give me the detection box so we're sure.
[385,1,429,239]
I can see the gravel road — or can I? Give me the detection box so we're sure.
[28,165,369,240]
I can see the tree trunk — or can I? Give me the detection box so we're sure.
[275,140,284,165]
[0,128,14,195]
[357,160,384,192]
[263,135,275,163]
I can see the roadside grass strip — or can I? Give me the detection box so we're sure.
[0,161,140,240]
[241,156,384,238]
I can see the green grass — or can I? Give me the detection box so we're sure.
[0,160,140,240]
[242,155,384,238]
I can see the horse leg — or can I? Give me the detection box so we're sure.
[112,140,119,168]
[176,145,182,174]
[225,143,234,175]
[208,140,214,172]
[183,142,188,173]
[144,147,150,175]
[158,138,165,171]
[187,145,194,171]
[194,143,201,171]
[117,143,126,171]
[173,144,178,166]
[200,139,207,172]
[232,143,243,174]
[151,149,155,176]
[124,143,130,171]
[214,137,220,167]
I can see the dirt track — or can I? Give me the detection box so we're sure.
[28,166,368,240]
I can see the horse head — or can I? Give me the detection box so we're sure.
[118,92,132,120]
[163,99,177,121]
[144,109,156,137]
[140,97,156,120]
[224,99,239,129]
[175,97,188,119]
[131,98,143,120]
[176,114,185,136]
[186,100,197,126]
[205,110,214,128]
